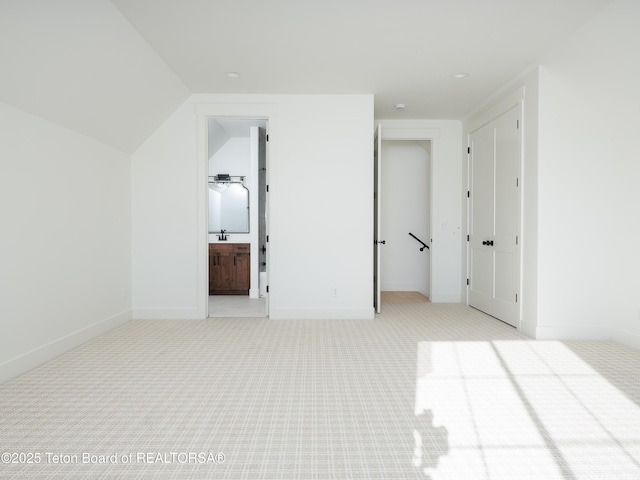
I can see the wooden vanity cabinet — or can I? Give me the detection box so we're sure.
[209,243,250,295]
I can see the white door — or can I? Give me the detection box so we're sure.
[259,127,269,311]
[468,105,520,326]
[468,122,494,314]
[373,124,383,313]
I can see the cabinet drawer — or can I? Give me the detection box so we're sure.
[209,243,249,253]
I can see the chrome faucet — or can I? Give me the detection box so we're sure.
[218,229,227,241]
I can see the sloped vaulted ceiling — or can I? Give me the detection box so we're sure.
[0,0,190,153]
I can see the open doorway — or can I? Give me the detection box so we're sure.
[207,118,268,318]
[380,140,431,305]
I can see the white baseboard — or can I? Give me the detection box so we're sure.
[518,319,537,339]
[269,307,376,320]
[132,307,201,320]
[611,326,640,351]
[534,324,611,341]
[0,309,131,385]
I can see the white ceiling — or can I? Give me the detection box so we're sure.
[110,0,614,120]
[0,0,615,152]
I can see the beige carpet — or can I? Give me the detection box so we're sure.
[1,303,639,479]
[381,291,430,303]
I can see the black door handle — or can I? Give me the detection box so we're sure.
[376,240,386,245]
[482,240,494,246]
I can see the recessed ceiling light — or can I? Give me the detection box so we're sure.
[395,103,406,111]
[227,72,240,78]
[452,73,468,79]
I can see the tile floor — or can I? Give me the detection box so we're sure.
[1,303,639,479]
[208,295,267,318]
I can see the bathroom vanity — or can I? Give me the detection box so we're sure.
[209,243,250,295]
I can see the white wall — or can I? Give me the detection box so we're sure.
[375,120,463,303]
[207,120,230,158]
[131,97,200,319]
[464,0,640,346]
[380,141,430,296]
[209,137,251,178]
[0,101,131,384]
[132,94,374,320]
[535,0,640,345]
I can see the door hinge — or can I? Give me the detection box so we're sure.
[266,285,269,293]
[266,235,269,242]
[516,236,519,245]
[466,278,470,286]
[266,134,269,141]
[467,147,471,154]
[515,293,518,303]
[516,120,519,129]
[467,190,470,198]
[467,234,469,242]
[516,177,519,187]
[266,185,269,192]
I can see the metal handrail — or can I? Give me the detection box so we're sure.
[409,232,429,251]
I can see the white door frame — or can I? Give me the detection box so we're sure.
[195,103,278,319]
[376,125,440,305]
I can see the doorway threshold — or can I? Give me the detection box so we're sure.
[381,291,430,303]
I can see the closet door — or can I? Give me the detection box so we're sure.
[468,121,494,314]
[468,105,520,327]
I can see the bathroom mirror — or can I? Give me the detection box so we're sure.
[208,181,250,233]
